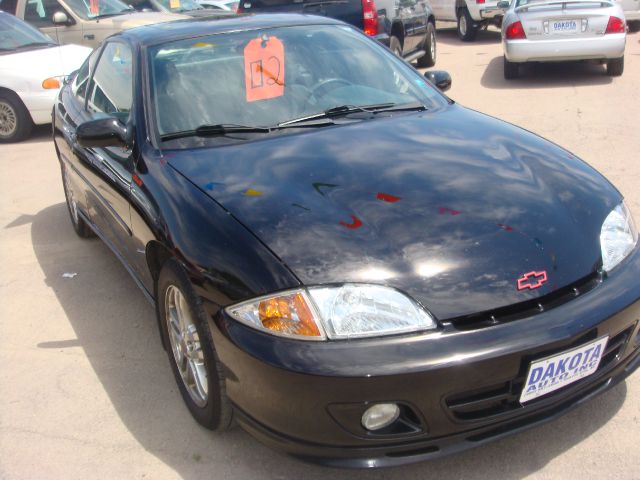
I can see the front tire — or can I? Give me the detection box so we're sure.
[0,92,33,143]
[457,7,478,42]
[157,258,233,430]
[503,56,520,79]
[417,22,437,68]
[606,57,624,77]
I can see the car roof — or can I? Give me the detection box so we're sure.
[117,13,344,47]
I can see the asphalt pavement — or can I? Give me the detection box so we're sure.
[1,26,639,480]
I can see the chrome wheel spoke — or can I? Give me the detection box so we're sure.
[0,101,17,137]
[165,284,208,408]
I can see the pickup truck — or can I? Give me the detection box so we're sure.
[429,0,504,40]
[9,0,184,47]
[237,0,437,67]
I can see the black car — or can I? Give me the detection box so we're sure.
[53,14,640,468]
[238,0,437,67]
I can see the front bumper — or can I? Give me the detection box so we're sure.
[504,33,625,62]
[207,246,640,467]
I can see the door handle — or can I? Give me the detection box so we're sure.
[84,34,95,40]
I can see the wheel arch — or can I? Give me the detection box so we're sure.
[0,86,33,123]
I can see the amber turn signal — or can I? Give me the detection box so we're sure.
[258,293,322,337]
[42,77,61,89]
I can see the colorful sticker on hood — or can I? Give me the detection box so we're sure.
[244,35,285,102]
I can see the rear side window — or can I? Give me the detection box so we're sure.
[86,42,133,120]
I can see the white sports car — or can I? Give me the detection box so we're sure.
[0,11,91,142]
[500,0,627,79]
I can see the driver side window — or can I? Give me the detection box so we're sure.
[24,0,69,27]
[86,42,133,122]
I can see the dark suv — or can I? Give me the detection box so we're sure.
[237,0,437,67]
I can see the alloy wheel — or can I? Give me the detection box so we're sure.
[0,100,17,138]
[459,15,468,36]
[165,285,208,407]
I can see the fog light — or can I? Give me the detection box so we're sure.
[361,403,400,431]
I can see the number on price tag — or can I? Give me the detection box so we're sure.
[244,36,285,102]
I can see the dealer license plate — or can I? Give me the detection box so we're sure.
[550,19,579,34]
[520,336,608,403]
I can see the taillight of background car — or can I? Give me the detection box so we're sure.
[361,0,379,36]
[505,20,526,39]
[605,16,625,34]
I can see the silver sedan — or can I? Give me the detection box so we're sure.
[499,0,627,78]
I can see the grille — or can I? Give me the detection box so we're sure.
[446,272,602,331]
[445,325,634,422]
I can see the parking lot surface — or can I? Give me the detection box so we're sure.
[1,26,639,480]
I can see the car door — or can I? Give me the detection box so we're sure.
[80,41,137,266]
[397,0,424,52]
[54,47,101,225]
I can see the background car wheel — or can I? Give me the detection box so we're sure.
[503,56,520,79]
[606,57,624,77]
[0,91,33,143]
[389,35,402,57]
[627,21,640,33]
[61,163,95,238]
[457,8,478,41]
[417,22,437,68]
[157,258,234,430]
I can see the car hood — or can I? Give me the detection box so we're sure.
[90,11,187,29]
[0,44,91,76]
[167,105,620,320]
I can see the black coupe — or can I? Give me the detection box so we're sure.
[53,14,640,467]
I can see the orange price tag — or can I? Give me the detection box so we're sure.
[244,36,285,103]
[169,0,181,8]
[90,0,99,14]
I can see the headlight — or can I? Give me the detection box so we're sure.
[225,284,436,341]
[600,202,638,272]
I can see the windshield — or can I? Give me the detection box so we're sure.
[0,12,56,51]
[149,25,447,142]
[64,0,132,20]
[155,0,203,11]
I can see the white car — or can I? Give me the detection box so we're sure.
[0,12,91,142]
[429,0,505,41]
[500,0,626,79]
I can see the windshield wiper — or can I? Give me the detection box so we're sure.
[278,104,393,127]
[278,102,427,127]
[92,11,127,19]
[12,42,56,50]
[368,101,428,114]
[161,124,271,141]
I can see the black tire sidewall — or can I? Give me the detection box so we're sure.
[157,258,232,430]
[606,57,624,76]
[417,22,436,68]
[0,92,33,143]
[457,8,478,41]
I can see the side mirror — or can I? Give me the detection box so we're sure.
[76,117,128,148]
[497,0,510,8]
[52,11,71,25]
[424,70,452,92]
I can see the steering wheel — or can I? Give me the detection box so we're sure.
[309,78,353,100]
